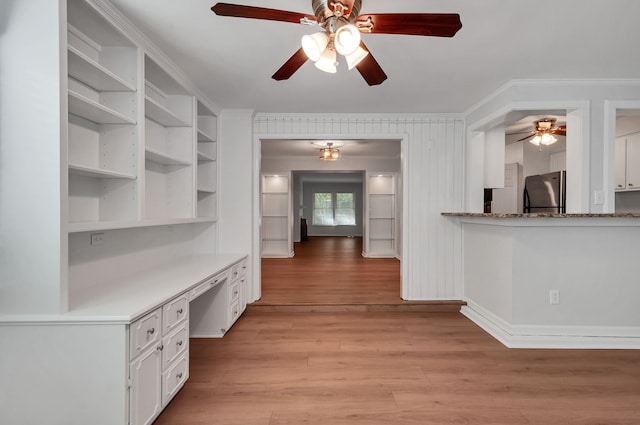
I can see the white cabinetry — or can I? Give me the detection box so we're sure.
[616,132,640,191]
[261,174,292,257]
[0,1,242,425]
[364,173,397,258]
[129,294,189,425]
[190,258,248,337]
[492,163,523,213]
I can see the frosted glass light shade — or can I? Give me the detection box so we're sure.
[334,24,361,55]
[530,133,557,146]
[301,32,329,62]
[345,45,369,69]
[314,48,337,73]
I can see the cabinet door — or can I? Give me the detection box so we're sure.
[615,137,627,190]
[625,133,640,189]
[130,346,162,425]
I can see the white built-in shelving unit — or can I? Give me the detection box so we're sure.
[67,0,139,226]
[0,1,239,425]
[143,56,195,220]
[196,101,218,219]
[364,173,397,258]
[261,174,292,257]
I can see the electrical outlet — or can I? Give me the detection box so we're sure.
[549,289,560,305]
[90,233,105,246]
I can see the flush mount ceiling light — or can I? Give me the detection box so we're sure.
[319,142,340,160]
[211,0,462,86]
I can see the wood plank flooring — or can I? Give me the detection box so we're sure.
[155,310,640,425]
[153,236,640,424]
[257,236,402,305]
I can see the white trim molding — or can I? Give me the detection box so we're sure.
[462,301,640,349]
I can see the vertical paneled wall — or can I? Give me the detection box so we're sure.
[254,114,465,300]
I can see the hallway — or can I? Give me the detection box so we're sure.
[256,236,400,305]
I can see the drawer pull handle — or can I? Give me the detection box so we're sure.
[147,328,155,335]
[176,340,183,347]
[176,372,183,380]
[177,308,184,315]
[157,344,164,351]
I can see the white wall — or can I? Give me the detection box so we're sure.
[218,109,256,301]
[460,218,640,348]
[251,113,465,300]
[0,0,66,315]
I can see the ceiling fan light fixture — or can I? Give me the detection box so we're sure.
[334,24,361,55]
[301,32,329,62]
[345,45,369,69]
[530,133,558,147]
[314,47,338,73]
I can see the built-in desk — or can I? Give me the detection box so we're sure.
[0,253,247,425]
[442,213,640,349]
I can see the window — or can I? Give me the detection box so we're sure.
[313,193,334,225]
[335,193,355,225]
[312,192,356,226]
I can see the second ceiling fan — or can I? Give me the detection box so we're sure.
[211,0,462,86]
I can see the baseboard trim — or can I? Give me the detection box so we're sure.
[247,300,465,313]
[461,301,640,349]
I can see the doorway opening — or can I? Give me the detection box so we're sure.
[257,139,403,305]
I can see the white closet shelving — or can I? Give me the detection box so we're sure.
[196,101,218,219]
[261,174,292,257]
[66,0,138,227]
[365,173,397,258]
[143,56,194,220]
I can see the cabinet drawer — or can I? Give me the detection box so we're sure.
[163,294,188,332]
[162,325,188,368]
[228,281,240,305]
[189,271,227,300]
[130,308,162,360]
[162,354,188,406]
[239,259,247,277]
[228,300,240,326]
[230,263,240,282]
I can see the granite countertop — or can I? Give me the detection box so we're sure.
[441,212,640,218]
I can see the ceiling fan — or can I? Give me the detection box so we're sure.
[211,0,462,86]
[509,118,567,147]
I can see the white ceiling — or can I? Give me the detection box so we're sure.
[107,0,640,115]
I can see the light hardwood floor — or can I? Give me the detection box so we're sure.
[154,236,640,424]
[257,236,402,305]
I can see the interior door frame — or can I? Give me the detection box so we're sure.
[251,134,408,303]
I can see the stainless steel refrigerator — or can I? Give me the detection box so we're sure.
[523,170,566,213]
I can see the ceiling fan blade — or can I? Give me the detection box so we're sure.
[357,13,462,37]
[272,48,308,81]
[355,43,387,86]
[507,131,536,136]
[211,3,316,24]
[551,126,567,136]
[516,134,534,142]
